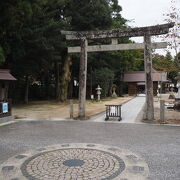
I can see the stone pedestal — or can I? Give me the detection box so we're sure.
[112,87,117,98]
[169,90,175,99]
[169,94,175,99]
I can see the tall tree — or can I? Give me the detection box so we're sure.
[164,0,180,63]
[153,52,178,83]
[0,0,146,102]
[65,0,113,31]
[0,46,5,64]
[94,68,114,97]
[0,0,70,102]
[67,0,131,97]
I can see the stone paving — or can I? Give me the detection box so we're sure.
[0,143,149,180]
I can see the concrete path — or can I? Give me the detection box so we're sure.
[92,94,145,123]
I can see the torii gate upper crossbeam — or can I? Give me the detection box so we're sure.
[61,23,174,40]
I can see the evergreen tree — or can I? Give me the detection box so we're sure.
[0,0,145,102]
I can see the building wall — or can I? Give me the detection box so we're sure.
[0,81,11,118]
[128,82,137,95]
[0,82,9,101]
[153,82,158,96]
[127,82,158,96]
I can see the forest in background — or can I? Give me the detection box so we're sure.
[0,0,179,104]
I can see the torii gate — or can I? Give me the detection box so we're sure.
[61,23,174,120]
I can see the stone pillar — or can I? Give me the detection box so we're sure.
[176,72,180,98]
[174,72,180,111]
[144,34,154,120]
[70,99,74,119]
[160,100,165,122]
[78,38,88,119]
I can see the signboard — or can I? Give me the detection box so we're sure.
[2,103,8,113]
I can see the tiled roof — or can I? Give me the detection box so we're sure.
[123,71,167,82]
[0,69,16,81]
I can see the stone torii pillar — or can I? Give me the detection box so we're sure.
[61,23,174,120]
[144,34,154,120]
[78,38,88,118]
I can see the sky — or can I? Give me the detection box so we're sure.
[118,0,179,56]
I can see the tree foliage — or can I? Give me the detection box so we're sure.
[94,68,114,97]
[0,46,5,64]
[163,0,180,62]
[0,0,145,102]
[0,0,70,102]
[153,52,178,72]
[65,0,112,31]
[153,52,179,83]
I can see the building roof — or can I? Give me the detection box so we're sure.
[0,69,16,81]
[123,71,167,82]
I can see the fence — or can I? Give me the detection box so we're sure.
[105,105,122,121]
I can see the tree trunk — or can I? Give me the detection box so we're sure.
[44,72,50,100]
[119,72,124,96]
[24,75,29,104]
[55,62,60,101]
[68,79,73,99]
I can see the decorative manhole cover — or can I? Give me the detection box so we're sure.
[0,144,149,180]
[21,148,125,180]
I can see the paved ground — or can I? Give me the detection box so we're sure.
[0,121,180,179]
[92,95,145,123]
[0,143,149,180]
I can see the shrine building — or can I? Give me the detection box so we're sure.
[123,69,167,96]
[0,69,16,121]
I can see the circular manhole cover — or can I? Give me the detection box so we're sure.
[21,148,125,180]
[0,143,149,180]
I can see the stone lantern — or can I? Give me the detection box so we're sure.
[96,85,102,102]
[174,72,180,111]
[111,84,117,98]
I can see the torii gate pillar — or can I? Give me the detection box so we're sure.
[144,35,154,120]
[79,38,88,119]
